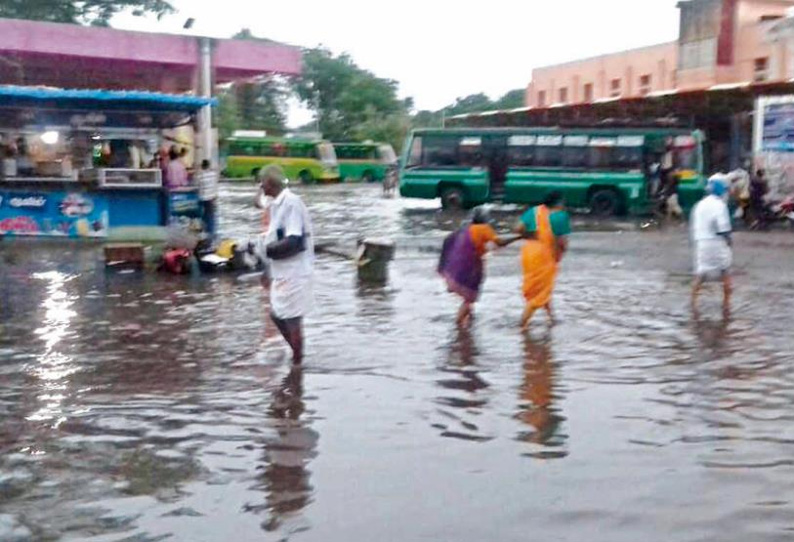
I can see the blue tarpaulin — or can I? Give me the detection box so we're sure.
[0,86,216,112]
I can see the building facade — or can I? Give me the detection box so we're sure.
[526,0,794,107]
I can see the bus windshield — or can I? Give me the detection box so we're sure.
[378,145,397,164]
[316,142,337,165]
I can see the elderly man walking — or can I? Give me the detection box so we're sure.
[259,165,314,364]
[691,175,733,317]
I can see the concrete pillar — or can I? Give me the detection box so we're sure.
[197,37,215,166]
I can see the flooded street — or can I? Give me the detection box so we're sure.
[2,183,794,542]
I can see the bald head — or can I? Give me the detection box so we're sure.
[259,164,286,197]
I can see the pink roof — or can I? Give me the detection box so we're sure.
[0,18,301,91]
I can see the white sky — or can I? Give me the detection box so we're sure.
[114,0,682,127]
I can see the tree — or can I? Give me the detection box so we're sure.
[294,47,408,141]
[0,0,175,26]
[445,93,493,116]
[493,88,526,110]
[215,89,241,143]
[234,79,288,135]
[225,29,288,136]
[411,110,443,129]
[353,107,411,152]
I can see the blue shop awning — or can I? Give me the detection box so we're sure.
[0,86,216,112]
[0,86,217,129]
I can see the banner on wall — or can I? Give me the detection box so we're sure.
[0,190,109,237]
[754,96,794,198]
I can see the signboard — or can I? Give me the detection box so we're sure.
[759,102,794,152]
[0,190,109,237]
[754,96,794,198]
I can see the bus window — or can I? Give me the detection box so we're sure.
[562,136,589,168]
[407,137,422,167]
[613,146,643,169]
[288,144,312,158]
[535,146,561,167]
[588,147,613,169]
[378,145,397,164]
[507,145,535,167]
[459,138,483,167]
[423,136,459,167]
[316,142,337,165]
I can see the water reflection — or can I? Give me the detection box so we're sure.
[516,337,568,459]
[433,328,492,442]
[255,367,319,533]
[692,314,731,358]
[28,271,78,428]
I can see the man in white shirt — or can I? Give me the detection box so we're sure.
[260,165,314,364]
[196,159,219,237]
[691,175,733,316]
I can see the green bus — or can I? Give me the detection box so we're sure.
[223,136,340,183]
[333,142,398,183]
[399,127,706,215]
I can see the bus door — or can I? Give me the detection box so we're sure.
[483,134,508,200]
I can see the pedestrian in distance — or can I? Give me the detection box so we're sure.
[196,159,219,238]
[438,206,520,327]
[514,191,571,331]
[690,175,733,318]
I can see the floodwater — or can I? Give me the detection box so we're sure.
[2,184,794,542]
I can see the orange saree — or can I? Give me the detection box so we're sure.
[521,205,559,310]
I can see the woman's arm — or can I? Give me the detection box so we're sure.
[493,234,522,247]
[555,236,568,262]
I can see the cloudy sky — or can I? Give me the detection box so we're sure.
[115,0,682,126]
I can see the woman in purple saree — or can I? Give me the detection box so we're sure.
[438,207,518,327]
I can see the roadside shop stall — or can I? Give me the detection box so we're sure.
[0,86,214,240]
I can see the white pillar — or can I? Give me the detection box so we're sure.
[198,37,215,166]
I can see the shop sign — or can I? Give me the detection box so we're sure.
[8,195,47,209]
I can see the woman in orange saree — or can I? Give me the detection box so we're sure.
[514,192,571,331]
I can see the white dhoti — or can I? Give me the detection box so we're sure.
[270,276,314,320]
[694,239,732,278]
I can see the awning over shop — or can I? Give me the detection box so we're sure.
[0,85,216,129]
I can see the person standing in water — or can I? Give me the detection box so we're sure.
[515,191,571,331]
[260,165,315,364]
[197,159,219,237]
[438,207,519,327]
[691,175,733,317]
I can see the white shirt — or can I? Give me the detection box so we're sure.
[266,188,314,278]
[196,169,219,201]
[691,194,732,242]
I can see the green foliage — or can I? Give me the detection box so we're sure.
[493,88,526,110]
[411,110,443,129]
[219,30,288,137]
[0,0,175,25]
[353,107,411,152]
[294,47,407,142]
[444,93,494,116]
[234,80,288,136]
[215,90,241,144]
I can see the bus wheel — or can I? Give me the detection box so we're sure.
[299,170,314,184]
[361,170,375,184]
[589,189,620,217]
[441,186,465,210]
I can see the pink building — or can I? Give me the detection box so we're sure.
[526,0,794,107]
